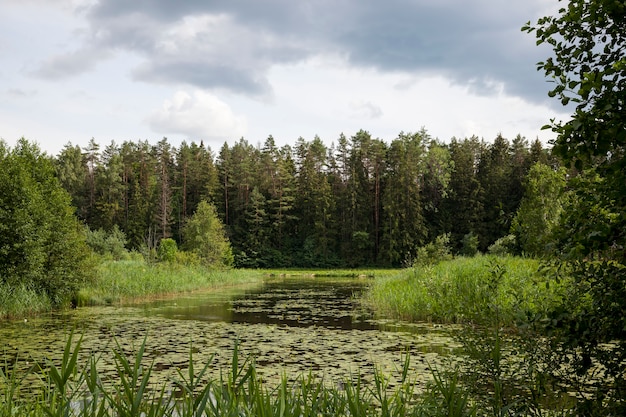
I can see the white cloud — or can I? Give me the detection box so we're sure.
[6,88,37,98]
[348,100,383,120]
[147,90,247,140]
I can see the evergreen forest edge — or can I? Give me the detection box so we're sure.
[51,130,553,268]
[1,0,626,413]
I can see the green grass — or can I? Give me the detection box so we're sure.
[263,268,400,278]
[1,332,576,417]
[364,255,564,326]
[76,260,265,306]
[0,333,482,417]
[0,284,53,320]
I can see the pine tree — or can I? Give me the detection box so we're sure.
[154,138,174,241]
[380,131,427,266]
[444,136,485,252]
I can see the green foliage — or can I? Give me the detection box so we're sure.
[182,200,233,267]
[487,234,517,256]
[157,238,178,263]
[173,250,201,266]
[511,163,568,257]
[366,256,555,326]
[380,131,428,266]
[460,232,479,257]
[85,225,129,260]
[0,139,92,309]
[523,0,626,173]
[413,233,452,267]
[53,132,540,268]
[525,3,626,414]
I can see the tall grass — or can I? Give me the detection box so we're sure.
[263,268,400,278]
[0,284,53,320]
[365,255,563,326]
[76,260,265,306]
[0,333,487,417]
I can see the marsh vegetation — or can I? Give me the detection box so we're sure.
[2,1,626,414]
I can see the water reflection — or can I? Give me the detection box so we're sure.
[142,277,378,330]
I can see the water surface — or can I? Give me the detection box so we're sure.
[1,276,460,388]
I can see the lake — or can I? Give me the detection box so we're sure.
[1,276,460,390]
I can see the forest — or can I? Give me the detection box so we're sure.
[53,131,553,268]
[1,0,625,414]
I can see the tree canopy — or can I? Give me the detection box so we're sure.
[182,200,233,267]
[0,139,92,307]
[51,132,543,268]
[525,1,626,413]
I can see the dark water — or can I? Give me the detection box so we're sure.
[141,277,378,330]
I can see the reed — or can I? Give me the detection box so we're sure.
[0,333,489,417]
[364,255,562,327]
[76,260,265,306]
[0,284,53,320]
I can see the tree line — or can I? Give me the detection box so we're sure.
[54,130,552,268]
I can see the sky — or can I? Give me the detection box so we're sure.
[0,0,571,156]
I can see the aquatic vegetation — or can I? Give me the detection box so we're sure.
[0,333,483,417]
[0,283,53,319]
[76,260,265,306]
[364,255,563,327]
[1,273,577,416]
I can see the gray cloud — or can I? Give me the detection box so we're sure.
[32,47,111,80]
[133,61,272,96]
[36,0,554,104]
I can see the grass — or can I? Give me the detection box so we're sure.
[1,332,577,417]
[76,260,266,306]
[263,268,400,278]
[0,333,483,417]
[364,255,564,327]
[0,284,53,320]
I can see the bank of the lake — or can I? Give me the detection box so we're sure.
[1,258,400,319]
[79,262,402,306]
[76,260,267,306]
[365,255,564,326]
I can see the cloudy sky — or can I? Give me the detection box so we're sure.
[1,0,570,156]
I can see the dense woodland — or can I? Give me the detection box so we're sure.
[1,0,624,414]
[53,131,553,268]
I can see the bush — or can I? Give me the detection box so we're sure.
[157,238,178,263]
[460,232,480,256]
[173,250,201,266]
[413,233,453,266]
[85,225,129,260]
[487,234,517,256]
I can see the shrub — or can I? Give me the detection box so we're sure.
[487,234,517,256]
[460,232,480,256]
[414,233,453,266]
[86,225,129,260]
[157,238,178,263]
